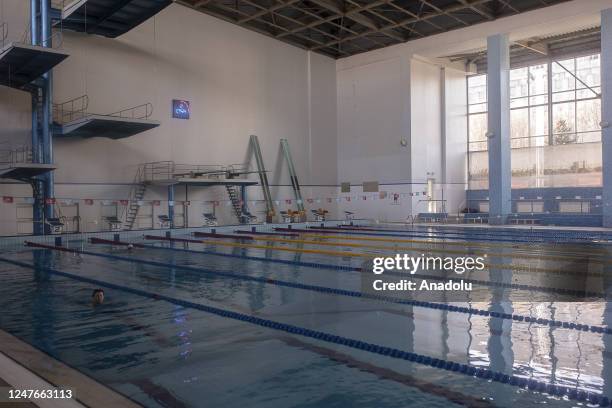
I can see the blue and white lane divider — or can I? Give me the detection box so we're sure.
[287,227,605,245]
[0,256,608,407]
[27,241,612,335]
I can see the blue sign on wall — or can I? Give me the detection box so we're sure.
[172,99,190,119]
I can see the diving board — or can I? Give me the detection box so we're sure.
[0,163,56,181]
[54,114,160,139]
[146,177,258,187]
[56,0,173,38]
[0,42,68,90]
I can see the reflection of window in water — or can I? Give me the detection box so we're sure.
[467,54,602,189]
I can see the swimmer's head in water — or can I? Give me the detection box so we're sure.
[92,288,104,304]
[127,244,134,250]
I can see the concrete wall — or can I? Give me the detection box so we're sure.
[0,2,338,235]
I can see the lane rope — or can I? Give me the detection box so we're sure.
[0,255,608,407]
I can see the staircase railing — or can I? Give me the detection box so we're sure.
[0,145,34,166]
[121,165,145,226]
[53,94,89,123]
[109,103,153,120]
[1,22,8,48]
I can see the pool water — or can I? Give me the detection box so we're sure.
[1,225,612,407]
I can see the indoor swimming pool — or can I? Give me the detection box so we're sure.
[1,223,611,408]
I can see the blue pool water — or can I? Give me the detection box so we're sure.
[1,225,612,407]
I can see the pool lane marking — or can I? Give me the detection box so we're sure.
[328,225,611,242]
[0,256,607,407]
[30,240,604,299]
[300,232,610,257]
[275,227,604,246]
[235,235,608,264]
[143,235,606,279]
[84,240,612,331]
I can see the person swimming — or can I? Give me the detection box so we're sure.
[92,288,105,306]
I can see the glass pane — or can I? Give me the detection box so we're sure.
[530,105,548,137]
[510,67,528,99]
[530,95,548,105]
[529,64,548,96]
[576,88,600,100]
[552,90,575,102]
[510,98,528,108]
[511,108,529,140]
[468,75,487,104]
[576,131,601,143]
[552,58,575,92]
[576,54,600,88]
[552,102,576,144]
[576,98,601,132]
[468,151,488,190]
[469,103,487,114]
[469,113,487,142]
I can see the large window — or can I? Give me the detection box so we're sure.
[467,54,602,189]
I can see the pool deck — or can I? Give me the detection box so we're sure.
[0,330,142,408]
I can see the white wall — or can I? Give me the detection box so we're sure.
[335,0,608,221]
[0,2,338,234]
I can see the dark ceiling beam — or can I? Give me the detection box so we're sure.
[311,0,495,51]
[238,0,302,24]
[194,0,348,56]
[308,0,406,42]
[456,0,494,20]
[385,1,444,33]
[418,0,469,27]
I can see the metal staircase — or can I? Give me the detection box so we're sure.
[225,185,243,222]
[122,166,146,230]
[280,138,305,220]
[249,135,274,222]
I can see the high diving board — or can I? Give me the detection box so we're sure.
[0,163,56,182]
[0,43,68,90]
[54,114,160,139]
[56,0,173,38]
[146,178,259,187]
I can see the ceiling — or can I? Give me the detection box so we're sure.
[175,0,572,59]
[447,26,601,72]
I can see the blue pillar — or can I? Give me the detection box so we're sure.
[168,185,175,228]
[31,0,44,235]
[602,9,612,227]
[41,0,54,230]
[487,34,511,225]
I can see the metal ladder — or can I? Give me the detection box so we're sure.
[280,139,305,218]
[225,185,243,222]
[123,166,146,230]
[249,135,274,222]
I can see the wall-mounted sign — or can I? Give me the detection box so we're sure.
[172,99,190,119]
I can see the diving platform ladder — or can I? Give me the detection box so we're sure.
[122,165,147,230]
[249,135,274,222]
[280,138,305,221]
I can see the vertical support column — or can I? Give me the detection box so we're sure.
[31,0,44,235]
[41,0,54,232]
[240,185,248,222]
[167,185,175,228]
[602,9,612,227]
[487,34,511,225]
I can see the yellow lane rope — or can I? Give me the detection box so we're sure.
[189,239,605,277]
[300,233,610,257]
[243,235,607,264]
